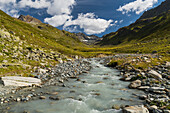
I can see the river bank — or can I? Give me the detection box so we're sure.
[0,59,92,111]
[107,54,170,112]
[0,57,147,113]
[0,54,169,113]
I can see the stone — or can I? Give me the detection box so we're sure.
[149,87,165,91]
[112,105,120,110]
[96,81,104,84]
[163,110,170,113]
[166,62,170,67]
[0,76,41,87]
[138,86,150,90]
[148,70,162,79]
[39,96,46,99]
[123,105,149,113]
[49,96,60,100]
[16,97,21,102]
[149,105,158,110]
[152,51,157,54]
[38,68,47,74]
[139,95,147,100]
[128,80,141,89]
[50,92,59,95]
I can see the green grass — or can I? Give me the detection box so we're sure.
[0,9,170,77]
[98,11,170,54]
[108,55,170,70]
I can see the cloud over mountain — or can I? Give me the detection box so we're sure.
[64,13,113,35]
[117,0,158,14]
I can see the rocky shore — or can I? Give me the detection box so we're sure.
[0,59,91,111]
[0,54,169,113]
[106,54,170,113]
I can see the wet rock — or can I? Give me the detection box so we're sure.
[49,96,60,100]
[50,92,59,95]
[103,77,109,80]
[139,95,147,100]
[123,105,149,113]
[76,78,81,81]
[70,76,78,79]
[96,81,104,84]
[112,105,120,110]
[82,81,86,83]
[128,80,141,89]
[93,93,100,96]
[39,96,46,99]
[70,90,75,93]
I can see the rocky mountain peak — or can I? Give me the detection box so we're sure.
[18,15,42,24]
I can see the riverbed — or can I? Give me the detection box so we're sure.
[3,58,145,113]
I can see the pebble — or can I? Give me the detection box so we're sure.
[39,96,46,99]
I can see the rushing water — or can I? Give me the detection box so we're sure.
[8,59,145,113]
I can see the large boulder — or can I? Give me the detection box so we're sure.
[148,70,162,79]
[123,105,149,113]
[128,80,141,89]
[0,76,41,87]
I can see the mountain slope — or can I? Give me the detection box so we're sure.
[0,10,90,57]
[100,11,170,45]
[98,0,170,53]
[139,0,170,20]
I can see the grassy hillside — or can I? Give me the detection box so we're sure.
[97,11,170,53]
[0,10,92,57]
[139,0,170,20]
[0,8,169,77]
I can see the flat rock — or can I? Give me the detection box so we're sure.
[123,105,149,113]
[0,76,41,87]
[138,86,150,90]
[149,87,165,91]
[148,70,162,79]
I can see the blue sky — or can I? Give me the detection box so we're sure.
[0,0,165,36]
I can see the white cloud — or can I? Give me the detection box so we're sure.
[0,0,18,16]
[63,13,113,35]
[44,0,76,27]
[0,0,76,17]
[0,0,16,4]
[117,0,158,14]
[119,20,123,23]
[44,14,72,27]
[0,0,114,35]
[18,0,51,9]
[47,0,76,15]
